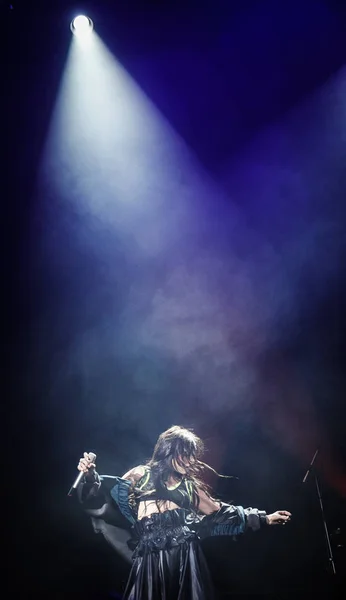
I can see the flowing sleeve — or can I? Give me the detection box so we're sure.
[196,503,267,539]
[109,476,136,525]
[77,471,103,506]
[76,473,135,563]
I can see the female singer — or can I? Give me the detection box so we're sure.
[77,425,291,599]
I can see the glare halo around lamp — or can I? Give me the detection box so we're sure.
[70,15,94,37]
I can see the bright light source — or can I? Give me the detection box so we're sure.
[70,15,94,37]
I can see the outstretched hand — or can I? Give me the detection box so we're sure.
[266,510,291,526]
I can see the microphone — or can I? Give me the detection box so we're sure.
[68,452,97,496]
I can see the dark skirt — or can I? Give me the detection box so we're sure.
[124,509,215,600]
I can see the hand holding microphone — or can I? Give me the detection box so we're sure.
[68,451,97,496]
[78,452,96,478]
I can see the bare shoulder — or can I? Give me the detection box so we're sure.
[122,465,147,483]
[197,487,221,515]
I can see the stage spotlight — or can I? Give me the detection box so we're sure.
[70,15,94,37]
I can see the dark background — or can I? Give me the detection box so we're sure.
[3,0,346,598]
